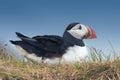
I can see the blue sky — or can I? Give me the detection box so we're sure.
[0,0,120,54]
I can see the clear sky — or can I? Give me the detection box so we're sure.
[0,0,120,54]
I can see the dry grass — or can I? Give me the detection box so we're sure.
[0,47,120,80]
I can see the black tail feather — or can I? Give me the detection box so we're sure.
[16,32,29,38]
[10,40,17,44]
[10,40,24,46]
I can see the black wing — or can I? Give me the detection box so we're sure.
[32,35,65,53]
[10,32,66,58]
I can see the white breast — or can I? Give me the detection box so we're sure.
[61,45,90,63]
[43,45,90,64]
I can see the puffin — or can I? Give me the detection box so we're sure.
[10,22,96,64]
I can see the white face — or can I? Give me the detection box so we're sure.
[67,24,88,39]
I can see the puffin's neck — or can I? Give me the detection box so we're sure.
[63,31,85,47]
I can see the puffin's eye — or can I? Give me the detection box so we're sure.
[78,25,82,29]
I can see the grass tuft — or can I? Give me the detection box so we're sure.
[0,46,120,80]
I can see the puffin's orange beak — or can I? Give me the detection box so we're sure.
[86,26,97,39]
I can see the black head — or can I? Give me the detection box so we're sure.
[65,22,80,31]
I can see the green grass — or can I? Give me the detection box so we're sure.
[0,47,120,80]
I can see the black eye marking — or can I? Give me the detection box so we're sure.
[78,25,82,29]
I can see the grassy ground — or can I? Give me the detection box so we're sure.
[0,47,120,80]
